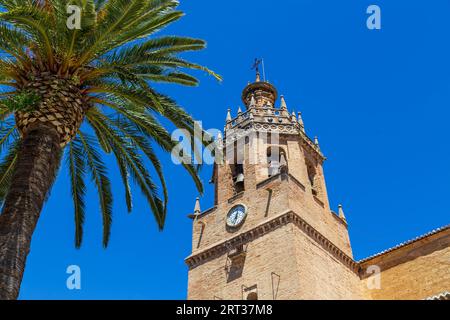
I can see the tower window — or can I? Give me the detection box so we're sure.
[306,160,321,198]
[231,163,245,194]
[228,139,245,194]
[307,163,316,188]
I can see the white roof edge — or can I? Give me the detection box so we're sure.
[358,224,450,263]
[425,291,450,300]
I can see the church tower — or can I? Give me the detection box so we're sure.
[185,69,365,300]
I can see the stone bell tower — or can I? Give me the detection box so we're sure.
[185,69,365,300]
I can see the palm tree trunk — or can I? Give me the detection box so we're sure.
[0,124,61,300]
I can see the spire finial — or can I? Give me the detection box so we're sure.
[249,94,256,108]
[314,136,320,148]
[255,71,261,82]
[291,111,297,122]
[338,204,346,221]
[226,108,232,122]
[297,112,305,132]
[280,95,287,110]
[238,106,242,114]
[194,197,201,214]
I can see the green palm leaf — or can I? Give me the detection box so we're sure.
[78,132,113,247]
[86,109,166,228]
[67,138,87,248]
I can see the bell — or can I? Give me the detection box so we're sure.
[268,161,279,177]
[235,173,245,183]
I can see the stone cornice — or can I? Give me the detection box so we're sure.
[300,133,326,162]
[185,210,359,273]
[224,108,325,161]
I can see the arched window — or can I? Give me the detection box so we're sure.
[231,163,245,193]
[228,139,245,194]
[307,163,316,188]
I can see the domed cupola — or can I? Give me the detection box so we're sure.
[241,66,277,109]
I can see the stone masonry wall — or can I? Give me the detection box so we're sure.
[188,223,302,300]
[360,229,450,300]
[292,227,364,299]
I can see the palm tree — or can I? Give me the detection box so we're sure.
[0,0,220,300]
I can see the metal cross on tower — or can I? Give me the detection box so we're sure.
[251,58,262,73]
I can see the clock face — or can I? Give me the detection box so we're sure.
[226,205,247,228]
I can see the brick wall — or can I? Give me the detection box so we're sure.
[188,224,302,300]
[292,227,364,299]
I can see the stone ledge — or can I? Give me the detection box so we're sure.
[313,196,325,208]
[256,172,305,191]
[185,210,359,273]
[227,192,244,204]
[189,206,217,220]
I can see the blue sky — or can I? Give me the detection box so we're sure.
[19,0,450,299]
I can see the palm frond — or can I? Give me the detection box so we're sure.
[67,138,87,248]
[0,6,55,66]
[86,108,165,228]
[92,97,204,194]
[78,132,113,247]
